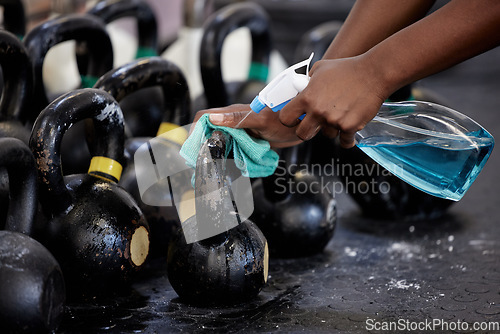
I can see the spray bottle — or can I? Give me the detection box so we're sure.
[248,53,495,201]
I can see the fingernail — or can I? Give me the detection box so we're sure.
[209,114,224,124]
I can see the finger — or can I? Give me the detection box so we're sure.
[321,125,339,138]
[209,110,252,128]
[189,104,250,135]
[339,131,356,148]
[295,115,322,141]
[278,97,307,127]
[270,139,304,149]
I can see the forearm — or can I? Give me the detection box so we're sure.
[365,0,500,98]
[323,0,436,59]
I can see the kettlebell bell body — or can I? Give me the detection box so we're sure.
[251,142,337,258]
[30,89,149,295]
[167,131,268,305]
[0,137,65,333]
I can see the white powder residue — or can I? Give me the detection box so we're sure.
[386,278,421,291]
[96,103,117,121]
[344,247,358,257]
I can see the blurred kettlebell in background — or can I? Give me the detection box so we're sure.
[0,0,27,109]
[0,0,26,38]
[24,14,114,175]
[161,0,214,101]
[30,88,150,298]
[196,2,272,110]
[86,0,158,62]
[84,0,166,137]
[0,137,65,333]
[24,14,114,111]
[0,30,34,227]
[0,30,33,143]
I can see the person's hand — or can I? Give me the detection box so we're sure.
[191,104,303,148]
[279,55,387,148]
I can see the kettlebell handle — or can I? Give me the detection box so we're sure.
[30,88,125,216]
[0,0,26,38]
[200,2,272,108]
[23,14,114,113]
[88,0,158,54]
[194,131,239,240]
[94,57,191,127]
[0,138,38,235]
[0,30,33,124]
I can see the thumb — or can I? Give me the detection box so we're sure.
[209,109,254,128]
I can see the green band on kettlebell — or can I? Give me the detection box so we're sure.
[16,34,24,41]
[80,75,100,89]
[88,156,123,183]
[157,122,188,146]
[135,46,157,59]
[248,62,269,82]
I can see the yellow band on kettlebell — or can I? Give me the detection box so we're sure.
[88,156,123,182]
[157,122,188,145]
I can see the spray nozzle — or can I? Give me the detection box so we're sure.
[250,53,314,114]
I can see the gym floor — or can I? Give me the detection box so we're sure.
[57,2,500,333]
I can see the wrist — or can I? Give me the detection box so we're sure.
[360,46,409,100]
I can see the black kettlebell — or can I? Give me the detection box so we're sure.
[83,0,165,137]
[196,2,272,110]
[0,0,26,111]
[0,30,33,143]
[294,21,454,221]
[250,141,337,258]
[94,57,191,258]
[24,14,113,112]
[0,30,34,227]
[94,57,191,131]
[23,14,114,175]
[87,0,158,58]
[0,137,65,333]
[167,131,268,305]
[29,88,150,296]
[0,0,26,38]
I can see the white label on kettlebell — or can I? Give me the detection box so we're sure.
[130,226,149,267]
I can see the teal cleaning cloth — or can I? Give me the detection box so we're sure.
[179,114,279,180]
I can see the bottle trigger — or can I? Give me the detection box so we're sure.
[293,75,309,93]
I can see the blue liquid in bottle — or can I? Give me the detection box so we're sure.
[356,102,495,201]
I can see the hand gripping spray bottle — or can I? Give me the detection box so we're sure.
[248,53,495,201]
